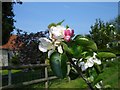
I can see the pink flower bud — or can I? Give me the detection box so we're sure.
[64,29,74,42]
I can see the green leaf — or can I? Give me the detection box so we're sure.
[66,25,69,29]
[62,42,82,59]
[74,36,97,51]
[61,42,73,54]
[97,52,116,59]
[70,44,82,58]
[50,52,68,79]
[61,53,68,78]
[48,23,57,29]
[56,20,65,25]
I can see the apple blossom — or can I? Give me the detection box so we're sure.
[49,25,66,40]
[38,38,54,52]
[78,53,101,71]
[64,28,74,42]
[85,53,101,68]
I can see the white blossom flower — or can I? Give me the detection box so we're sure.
[38,37,54,52]
[49,25,66,40]
[79,52,101,71]
[39,37,64,57]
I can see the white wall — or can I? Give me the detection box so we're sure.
[0,49,8,66]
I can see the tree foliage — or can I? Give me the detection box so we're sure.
[13,29,48,65]
[2,2,15,45]
[88,19,118,49]
[2,1,22,45]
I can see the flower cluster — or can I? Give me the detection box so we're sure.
[72,52,101,71]
[39,25,74,57]
[79,52,101,71]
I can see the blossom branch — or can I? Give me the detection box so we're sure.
[69,59,94,90]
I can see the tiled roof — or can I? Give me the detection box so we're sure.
[0,35,19,50]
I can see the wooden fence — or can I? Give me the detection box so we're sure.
[0,61,70,89]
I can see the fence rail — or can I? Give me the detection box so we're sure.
[1,62,70,89]
[0,64,48,70]
[2,76,57,89]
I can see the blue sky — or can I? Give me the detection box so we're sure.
[13,2,118,35]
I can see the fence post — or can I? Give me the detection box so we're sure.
[45,60,48,89]
[8,50,12,85]
[8,70,12,85]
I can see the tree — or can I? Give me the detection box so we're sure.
[12,29,48,65]
[89,19,117,49]
[109,16,120,40]
[2,1,22,45]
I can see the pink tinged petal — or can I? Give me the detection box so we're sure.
[64,36,71,42]
[64,30,67,36]
[64,30,71,36]
[71,30,74,36]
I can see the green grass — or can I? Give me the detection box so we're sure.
[2,58,120,89]
[97,57,119,88]
[26,58,120,89]
[26,77,87,89]
[49,78,87,88]
[1,70,21,75]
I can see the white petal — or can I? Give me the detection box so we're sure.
[84,63,89,69]
[79,61,84,66]
[81,62,88,71]
[39,38,53,52]
[48,50,54,58]
[86,57,94,67]
[79,58,83,61]
[38,44,48,52]
[95,83,102,89]
[57,45,63,54]
[72,58,78,61]
[93,58,101,65]
[79,62,88,71]
[93,52,97,58]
